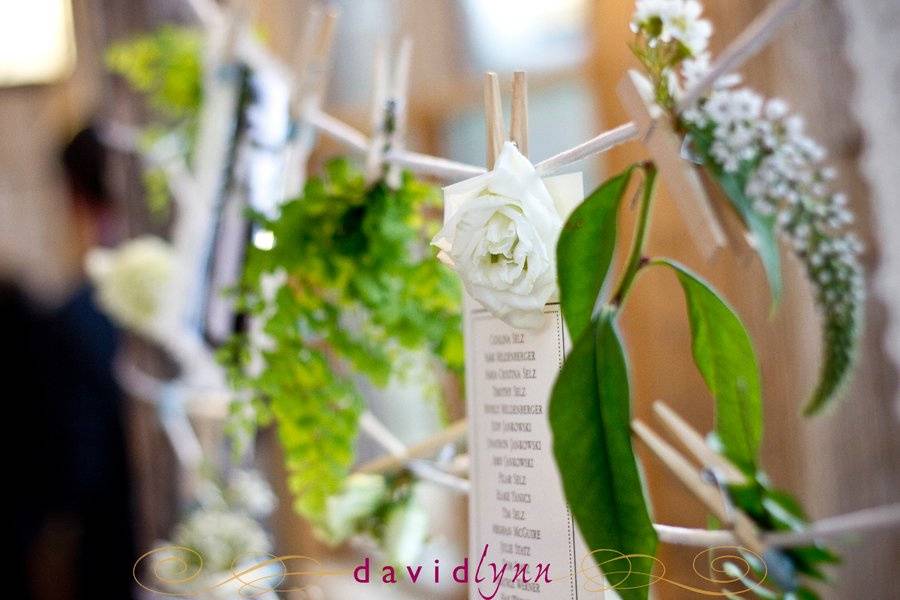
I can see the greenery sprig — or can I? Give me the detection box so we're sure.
[631,2,864,414]
[551,4,853,596]
[221,159,462,526]
[106,26,204,213]
[552,161,838,600]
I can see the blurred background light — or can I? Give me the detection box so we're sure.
[462,0,588,72]
[0,0,77,87]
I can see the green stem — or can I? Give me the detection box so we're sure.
[611,164,658,309]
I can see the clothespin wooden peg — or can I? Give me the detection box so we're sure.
[365,37,413,185]
[283,4,339,197]
[289,4,339,119]
[221,0,254,62]
[652,400,746,485]
[484,71,529,167]
[484,72,504,168]
[632,417,766,555]
[509,71,528,157]
[617,69,727,261]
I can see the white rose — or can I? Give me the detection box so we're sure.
[433,142,565,330]
[85,235,175,336]
[321,473,388,544]
[382,496,429,565]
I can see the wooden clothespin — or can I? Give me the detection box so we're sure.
[289,4,339,122]
[484,70,528,168]
[365,37,413,186]
[219,0,253,65]
[652,400,746,485]
[617,69,727,261]
[632,402,765,555]
[283,4,339,197]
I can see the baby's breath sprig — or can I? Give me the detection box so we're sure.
[743,106,864,414]
[630,0,711,109]
[629,0,864,414]
[678,78,865,416]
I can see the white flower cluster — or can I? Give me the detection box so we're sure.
[169,508,272,573]
[317,473,429,564]
[85,235,175,337]
[631,0,712,56]
[382,496,429,565]
[321,473,388,543]
[679,63,864,334]
[156,469,278,598]
[226,469,278,519]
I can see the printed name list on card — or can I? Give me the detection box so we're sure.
[442,169,616,599]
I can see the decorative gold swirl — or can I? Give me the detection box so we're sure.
[560,546,768,597]
[133,547,351,597]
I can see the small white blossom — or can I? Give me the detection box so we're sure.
[681,70,865,335]
[632,0,712,55]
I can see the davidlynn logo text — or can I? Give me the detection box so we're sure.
[133,543,550,600]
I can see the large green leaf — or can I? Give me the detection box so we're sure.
[550,312,657,600]
[557,167,636,341]
[654,259,763,473]
[687,125,783,307]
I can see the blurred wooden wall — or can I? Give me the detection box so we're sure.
[588,1,900,598]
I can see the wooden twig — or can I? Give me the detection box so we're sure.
[764,504,900,547]
[408,461,471,494]
[358,411,407,456]
[307,109,370,152]
[535,122,640,175]
[385,149,486,180]
[308,109,485,180]
[654,524,738,547]
[655,503,900,548]
[356,419,468,475]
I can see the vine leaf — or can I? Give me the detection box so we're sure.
[687,125,783,307]
[654,259,762,474]
[550,312,657,600]
[557,166,636,341]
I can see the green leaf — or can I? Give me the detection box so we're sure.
[557,167,636,341]
[654,259,762,473]
[687,125,783,306]
[550,312,657,600]
[804,296,861,415]
[717,167,783,307]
